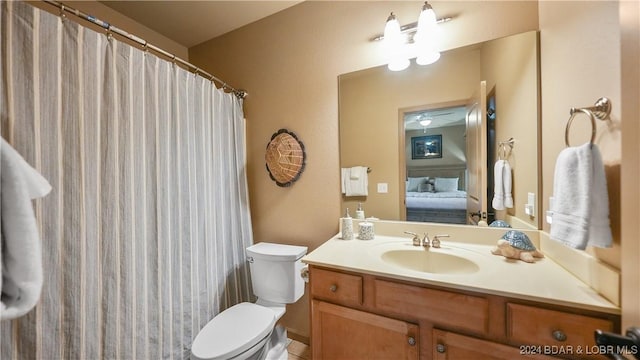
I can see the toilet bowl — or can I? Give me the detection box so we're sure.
[191,302,284,360]
[191,242,307,360]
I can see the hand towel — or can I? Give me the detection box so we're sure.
[492,160,505,210]
[340,168,348,194]
[1,138,52,321]
[341,166,368,197]
[349,166,363,180]
[550,143,612,250]
[492,160,514,211]
[503,160,513,209]
[585,145,613,248]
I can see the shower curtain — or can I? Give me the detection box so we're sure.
[0,1,253,359]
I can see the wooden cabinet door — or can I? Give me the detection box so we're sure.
[311,300,419,360]
[433,329,555,360]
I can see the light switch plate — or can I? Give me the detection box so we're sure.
[527,192,535,205]
[377,183,388,193]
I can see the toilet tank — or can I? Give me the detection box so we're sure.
[246,242,307,304]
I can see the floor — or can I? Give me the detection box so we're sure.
[287,339,310,360]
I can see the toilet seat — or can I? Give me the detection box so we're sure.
[191,302,276,360]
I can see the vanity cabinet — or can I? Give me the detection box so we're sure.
[309,265,619,360]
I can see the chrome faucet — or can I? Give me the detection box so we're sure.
[430,234,450,248]
[403,231,421,246]
[421,233,430,248]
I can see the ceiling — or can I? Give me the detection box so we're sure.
[404,106,467,131]
[99,1,303,48]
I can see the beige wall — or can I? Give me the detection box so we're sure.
[480,31,539,228]
[620,0,640,331]
[339,48,479,221]
[190,1,538,340]
[537,0,640,328]
[539,1,621,269]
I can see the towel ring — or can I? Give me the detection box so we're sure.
[498,143,509,160]
[498,138,514,160]
[565,108,596,147]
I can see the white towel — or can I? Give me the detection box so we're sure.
[491,160,513,210]
[492,160,505,210]
[341,166,368,196]
[1,138,52,321]
[340,168,348,194]
[503,161,513,208]
[550,143,612,250]
[349,166,364,180]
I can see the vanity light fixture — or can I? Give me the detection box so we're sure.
[376,2,449,71]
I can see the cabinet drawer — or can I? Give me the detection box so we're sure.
[375,279,489,334]
[310,267,363,307]
[507,303,614,348]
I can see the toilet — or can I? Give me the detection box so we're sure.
[191,242,308,360]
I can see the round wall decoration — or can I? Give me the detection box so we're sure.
[265,129,306,187]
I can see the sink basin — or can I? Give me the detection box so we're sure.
[380,249,480,275]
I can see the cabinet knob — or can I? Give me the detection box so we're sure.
[329,284,338,292]
[552,330,567,342]
[407,336,416,346]
[436,343,446,353]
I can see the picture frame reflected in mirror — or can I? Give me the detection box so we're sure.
[411,134,442,159]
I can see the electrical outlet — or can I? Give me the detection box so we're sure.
[525,192,535,217]
[546,196,555,224]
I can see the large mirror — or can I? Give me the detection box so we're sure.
[339,31,540,229]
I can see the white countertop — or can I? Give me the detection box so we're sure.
[303,234,620,315]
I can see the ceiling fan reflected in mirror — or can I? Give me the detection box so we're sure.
[405,106,465,132]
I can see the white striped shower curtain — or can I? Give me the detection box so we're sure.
[0,1,254,358]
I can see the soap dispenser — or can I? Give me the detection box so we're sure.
[340,208,354,240]
[355,203,365,220]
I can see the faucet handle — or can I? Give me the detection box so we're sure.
[422,233,430,247]
[431,234,450,248]
[403,231,421,246]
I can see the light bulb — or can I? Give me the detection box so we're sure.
[383,13,402,42]
[414,2,441,66]
[384,13,410,71]
[416,3,437,35]
[388,57,410,71]
[416,51,440,66]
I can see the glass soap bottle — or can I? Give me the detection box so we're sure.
[355,203,365,220]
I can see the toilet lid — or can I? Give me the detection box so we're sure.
[191,302,275,360]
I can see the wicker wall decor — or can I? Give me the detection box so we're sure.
[265,129,306,187]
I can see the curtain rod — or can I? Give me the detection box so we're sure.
[41,0,248,99]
